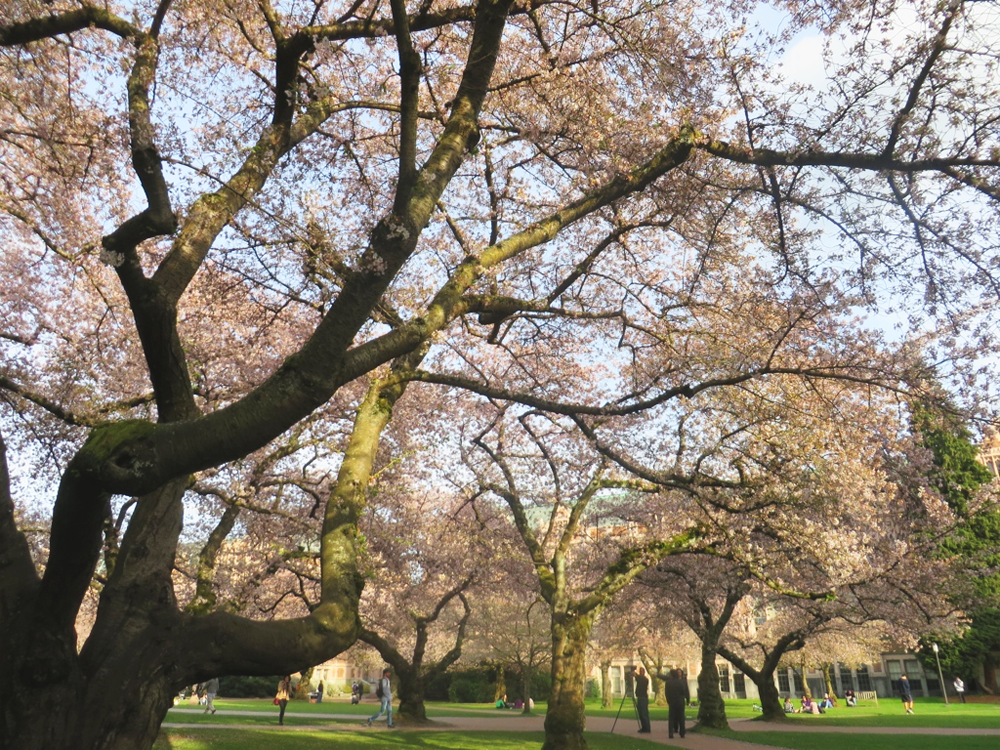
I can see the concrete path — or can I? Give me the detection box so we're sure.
[164,707,1000,749]
[166,708,772,748]
[728,716,1000,736]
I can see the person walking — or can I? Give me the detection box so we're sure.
[366,669,395,728]
[316,680,324,703]
[898,674,914,714]
[202,677,219,714]
[664,669,690,739]
[276,675,292,726]
[954,676,966,703]
[635,667,651,734]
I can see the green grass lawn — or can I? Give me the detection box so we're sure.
[167,698,546,725]
[155,730,667,750]
[160,696,999,750]
[156,727,999,750]
[700,728,1000,750]
[720,697,1000,729]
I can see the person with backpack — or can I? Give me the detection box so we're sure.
[366,669,395,728]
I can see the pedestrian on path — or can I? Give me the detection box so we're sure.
[366,669,395,728]
[276,675,292,725]
[665,668,690,739]
[202,677,219,714]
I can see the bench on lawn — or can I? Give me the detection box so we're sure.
[857,690,878,705]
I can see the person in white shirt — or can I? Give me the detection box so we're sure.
[366,669,395,728]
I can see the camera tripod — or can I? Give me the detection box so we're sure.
[610,690,640,734]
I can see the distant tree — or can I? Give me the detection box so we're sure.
[467,411,705,750]
[913,406,1000,694]
[474,591,551,713]
[647,558,749,729]
[359,585,472,722]
[356,482,489,723]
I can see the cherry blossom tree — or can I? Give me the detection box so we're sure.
[600,573,700,706]
[464,406,706,750]
[1,1,999,750]
[468,574,552,713]
[355,484,486,723]
[587,615,636,709]
[645,558,751,728]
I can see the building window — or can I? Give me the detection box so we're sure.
[793,671,804,694]
[611,666,623,696]
[734,673,746,696]
[835,664,853,694]
[718,665,730,694]
[856,666,872,692]
[778,670,790,694]
[886,659,903,686]
[905,659,924,694]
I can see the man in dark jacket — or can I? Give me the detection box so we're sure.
[664,669,690,738]
[635,667,651,733]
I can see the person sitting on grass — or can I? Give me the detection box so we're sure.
[801,695,823,714]
[784,697,796,713]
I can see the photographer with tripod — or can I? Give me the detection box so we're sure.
[635,667,652,733]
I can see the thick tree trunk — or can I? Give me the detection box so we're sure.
[756,673,785,721]
[717,636,804,724]
[4,479,189,750]
[397,672,429,723]
[600,659,613,708]
[651,670,665,706]
[696,644,728,729]
[542,613,593,750]
[797,662,812,700]
[3,471,361,750]
[494,662,507,702]
[9,672,176,750]
[984,656,998,694]
[639,649,668,705]
[822,664,836,701]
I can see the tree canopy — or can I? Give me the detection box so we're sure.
[1,1,999,749]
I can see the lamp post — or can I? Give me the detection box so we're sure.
[932,643,949,705]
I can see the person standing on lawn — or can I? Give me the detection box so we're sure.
[276,675,292,726]
[898,674,914,714]
[202,677,219,714]
[954,676,966,703]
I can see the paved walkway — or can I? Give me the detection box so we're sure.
[164,707,1000,749]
